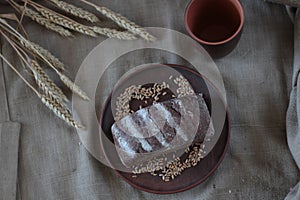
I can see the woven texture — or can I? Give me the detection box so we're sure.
[265,0,300,7]
[0,0,300,199]
[0,123,21,200]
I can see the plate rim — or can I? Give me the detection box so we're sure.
[99,64,230,194]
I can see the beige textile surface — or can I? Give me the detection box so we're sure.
[0,0,300,199]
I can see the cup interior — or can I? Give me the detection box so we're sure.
[185,0,244,44]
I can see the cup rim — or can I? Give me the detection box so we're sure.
[184,0,244,46]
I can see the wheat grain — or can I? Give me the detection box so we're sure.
[21,6,72,36]
[98,7,155,41]
[95,6,155,41]
[34,75,71,113]
[19,39,65,70]
[35,74,62,102]
[92,26,137,40]
[30,60,68,102]
[34,5,97,37]
[49,0,99,23]
[58,72,90,101]
[79,0,155,41]
[0,52,82,128]
[39,93,84,129]
[96,7,155,41]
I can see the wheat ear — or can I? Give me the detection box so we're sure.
[19,5,72,36]
[19,39,65,70]
[79,0,155,41]
[28,1,96,37]
[0,18,66,73]
[34,75,69,107]
[30,60,68,103]
[39,93,84,129]
[92,27,137,40]
[34,75,73,116]
[57,72,90,101]
[49,0,99,23]
[0,52,83,129]
[0,19,89,101]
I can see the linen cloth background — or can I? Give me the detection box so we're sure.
[0,0,300,199]
[0,25,21,200]
[286,6,300,200]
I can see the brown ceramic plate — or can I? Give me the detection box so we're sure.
[100,64,229,194]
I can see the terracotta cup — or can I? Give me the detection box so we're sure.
[185,0,244,59]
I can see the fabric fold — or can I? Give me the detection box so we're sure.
[0,38,10,122]
[286,7,300,200]
[286,182,300,200]
[0,30,21,200]
[265,0,300,7]
[0,122,21,200]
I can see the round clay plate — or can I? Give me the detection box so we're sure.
[100,64,230,194]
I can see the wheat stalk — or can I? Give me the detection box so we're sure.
[57,72,90,101]
[0,27,66,106]
[0,52,83,129]
[0,50,38,95]
[34,74,69,107]
[79,0,155,41]
[1,17,89,102]
[92,27,137,40]
[19,39,65,70]
[34,74,72,116]
[0,18,65,72]
[48,0,99,23]
[29,60,72,117]
[39,93,84,129]
[27,1,96,37]
[25,8,72,37]
[30,60,68,102]
[18,5,72,36]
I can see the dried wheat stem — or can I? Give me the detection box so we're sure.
[39,93,84,129]
[30,60,84,128]
[19,5,72,36]
[0,17,83,129]
[34,75,68,105]
[0,52,81,128]
[0,25,29,62]
[79,0,155,41]
[48,0,99,23]
[30,60,68,103]
[27,1,96,37]
[0,21,89,101]
[18,0,28,30]
[92,27,137,40]
[0,19,65,74]
[0,26,38,79]
[0,52,39,95]
[57,72,90,101]
[0,30,59,104]
[34,74,72,116]
[19,39,65,70]
[38,9,96,37]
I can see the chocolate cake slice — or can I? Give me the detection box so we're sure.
[111,94,214,167]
